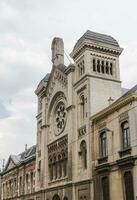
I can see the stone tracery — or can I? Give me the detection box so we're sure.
[48,135,68,181]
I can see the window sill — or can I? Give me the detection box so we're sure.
[119,147,131,157]
[98,156,108,164]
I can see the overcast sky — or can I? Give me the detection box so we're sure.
[0,0,137,167]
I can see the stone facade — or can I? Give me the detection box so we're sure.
[0,30,137,200]
[0,146,36,200]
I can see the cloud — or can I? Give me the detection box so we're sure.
[0,0,137,165]
[0,100,11,119]
[120,42,137,88]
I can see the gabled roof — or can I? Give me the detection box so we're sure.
[3,145,36,173]
[73,30,120,51]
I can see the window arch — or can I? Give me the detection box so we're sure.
[124,171,134,200]
[53,194,60,200]
[100,131,107,157]
[121,121,130,149]
[80,140,87,169]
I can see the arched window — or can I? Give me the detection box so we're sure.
[124,171,134,200]
[82,60,85,74]
[101,176,110,200]
[97,60,100,72]
[58,155,62,178]
[26,174,29,193]
[63,197,68,200]
[30,172,33,193]
[49,164,53,180]
[101,60,105,73]
[106,62,109,74]
[53,194,60,200]
[80,140,87,169]
[93,59,96,72]
[110,63,113,75]
[121,121,130,149]
[100,131,107,157]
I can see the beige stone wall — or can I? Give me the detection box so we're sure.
[0,159,35,200]
[109,170,123,200]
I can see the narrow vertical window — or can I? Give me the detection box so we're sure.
[100,132,107,157]
[106,61,109,74]
[80,95,85,120]
[110,63,113,75]
[93,59,96,72]
[82,60,85,74]
[101,60,105,73]
[124,171,134,200]
[80,140,87,169]
[26,174,29,194]
[121,121,130,149]
[30,172,33,193]
[97,60,100,73]
[19,176,22,195]
[101,176,110,200]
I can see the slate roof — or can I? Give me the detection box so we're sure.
[73,30,120,51]
[122,84,137,97]
[3,145,36,172]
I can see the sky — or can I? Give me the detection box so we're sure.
[0,0,137,167]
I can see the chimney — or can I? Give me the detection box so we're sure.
[51,37,64,66]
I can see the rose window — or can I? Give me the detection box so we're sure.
[55,103,66,134]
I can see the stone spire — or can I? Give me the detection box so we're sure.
[51,37,64,66]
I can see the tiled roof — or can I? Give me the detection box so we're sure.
[73,30,119,51]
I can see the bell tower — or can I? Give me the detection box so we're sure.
[71,30,123,115]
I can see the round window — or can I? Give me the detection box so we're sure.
[55,102,67,135]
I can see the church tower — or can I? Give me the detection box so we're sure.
[35,30,124,200]
[71,30,123,116]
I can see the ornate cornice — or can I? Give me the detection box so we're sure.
[71,41,123,60]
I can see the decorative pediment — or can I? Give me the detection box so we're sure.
[4,156,17,172]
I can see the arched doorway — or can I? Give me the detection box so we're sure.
[52,194,60,200]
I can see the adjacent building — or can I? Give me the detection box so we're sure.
[0,30,137,200]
